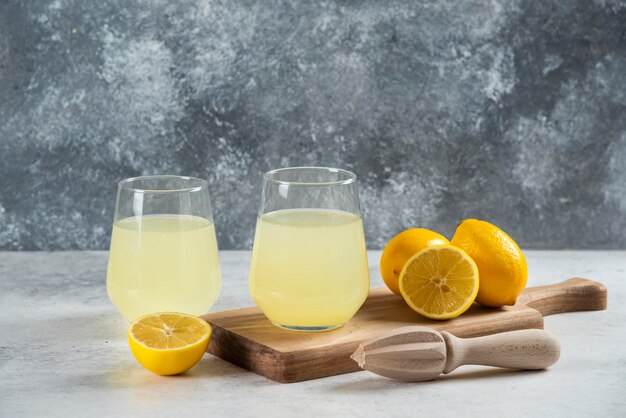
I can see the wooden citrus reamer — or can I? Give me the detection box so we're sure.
[352,326,561,381]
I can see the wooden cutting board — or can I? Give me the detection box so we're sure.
[201,278,606,383]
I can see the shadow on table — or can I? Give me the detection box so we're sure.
[327,368,548,393]
[185,355,250,380]
[61,353,251,391]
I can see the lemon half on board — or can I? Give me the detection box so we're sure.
[128,312,212,375]
[399,246,479,320]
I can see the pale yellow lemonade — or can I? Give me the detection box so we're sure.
[107,215,222,321]
[249,209,370,329]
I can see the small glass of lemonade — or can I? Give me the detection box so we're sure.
[106,175,222,321]
[249,167,370,331]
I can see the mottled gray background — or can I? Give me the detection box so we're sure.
[0,0,625,251]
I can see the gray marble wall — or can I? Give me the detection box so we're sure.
[0,0,625,251]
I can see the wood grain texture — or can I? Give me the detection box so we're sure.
[201,278,606,383]
[442,329,561,374]
[516,277,607,315]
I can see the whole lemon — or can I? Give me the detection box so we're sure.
[451,219,527,307]
[380,228,450,296]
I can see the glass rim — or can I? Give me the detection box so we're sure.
[118,175,208,194]
[263,166,357,186]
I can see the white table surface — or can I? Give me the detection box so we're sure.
[0,251,624,417]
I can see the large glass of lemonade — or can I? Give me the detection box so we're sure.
[249,167,370,331]
[107,175,222,321]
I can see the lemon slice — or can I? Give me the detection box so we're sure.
[399,246,479,320]
[128,312,212,375]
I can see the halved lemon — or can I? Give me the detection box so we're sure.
[399,246,479,320]
[128,312,212,375]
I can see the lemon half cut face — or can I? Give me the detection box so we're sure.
[128,312,212,375]
[399,246,479,320]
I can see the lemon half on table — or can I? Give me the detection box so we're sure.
[128,312,212,375]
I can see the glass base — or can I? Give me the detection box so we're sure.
[272,322,345,332]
